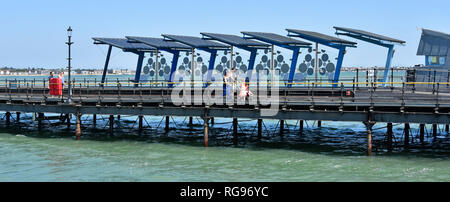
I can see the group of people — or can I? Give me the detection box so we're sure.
[223,67,253,101]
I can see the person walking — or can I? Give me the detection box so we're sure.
[59,72,65,89]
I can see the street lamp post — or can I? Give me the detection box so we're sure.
[66,26,73,103]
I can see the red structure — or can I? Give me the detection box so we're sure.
[49,78,62,96]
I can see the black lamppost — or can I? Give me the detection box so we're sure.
[66,26,73,103]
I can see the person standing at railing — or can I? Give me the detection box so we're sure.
[224,70,233,101]
[59,72,65,89]
[48,71,54,89]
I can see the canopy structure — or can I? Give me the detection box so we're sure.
[334,26,405,86]
[92,38,156,87]
[241,31,311,87]
[126,36,191,87]
[286,29,357,87]
[200,32,269,86]
[162,34,230,86]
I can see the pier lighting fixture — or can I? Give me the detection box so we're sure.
[66,26,73,103]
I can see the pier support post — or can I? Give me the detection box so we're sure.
[404,123,410,147]
[165,116,170,133]
[203,117,209,147]
[16,112,20,123]
[117,115,120,120]
[38,113,44,130]
[433,123,437,139]
[138,115,143,133]
[233,118,238,145]
[317,120,322,128]
[280,120,284,136]
[75,113,82,140]
[299,120,304,134]
[211,117,214,126]
[189,117,193,126]
[66,114,71,130]
[257,119,262,139]
[109,115,114,136]
[446,124,449,133]
[387,123,393,151]
[5,112,11,126]
[92,114,96,128]
[364,121,375,156]
[420,124,425,143]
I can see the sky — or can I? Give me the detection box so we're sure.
[0,0,449,70]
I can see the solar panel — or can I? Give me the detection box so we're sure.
[126,36,191,50]
[200,32,269,48]
[241,31,311,46]
[334,27,405,44]
[162,34,229,49]
[286,29,357,46]
[92,37,155,51]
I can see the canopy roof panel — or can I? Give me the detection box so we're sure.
[92,37,155,51]
[161,34,229,49]
[334,26,405,44]
[241,31,311,46]
[126,36,191,50]
[200,32,269,48]
[286,29,357,46]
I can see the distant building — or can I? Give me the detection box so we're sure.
[412,29,450,83]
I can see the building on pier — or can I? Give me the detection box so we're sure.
[412,29,450,83]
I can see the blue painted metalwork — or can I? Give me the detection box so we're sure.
[101,45,112,87]
[286,29,357,87]
[241,32,311,87]
[200,33,270,86]
[134,52,145,87]
[288,48,300,87]
[168,50,179,88]
[334,27,405,86]
[205,49,217,87]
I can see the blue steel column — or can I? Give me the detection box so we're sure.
[333,47,346,87]
[205,50,217,87]
[382,45,395,86]
[287,48,300,88]
[168,50,180,88]
[100,45,112,87]
[133,52,145,87]
[246,49,257,80]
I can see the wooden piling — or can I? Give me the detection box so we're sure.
[75,114,82,140]
[446,124,449,133]
[233,118,238,145]
[257,119,262,139]
[165,116,170,133]
[317,120,322,127]
[387,122,393,151]
[211,117,214,126]
[189,116,193,126]
[404,123,410,147]
[204,117,209,147]
[5,112,11,126]
[433,123,437,138]
[300,120,304,134]
[38,113,43,130]
[138,115,143,133]
[280,120,284,136]
[16,112,20,123]
[366,123,373,156]
[109,115,114,136]
[66,114,71,129]
[420,123,425,143]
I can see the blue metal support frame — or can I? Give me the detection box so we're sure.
[205,49,217,87]
[334,31,401,87]
[242,35,310,88]
[288,48,300,87]
[133,52,145,87]
[101,45,113,87]
[246,49,257,79]
[287,32,355,87]
[168,50,180,88]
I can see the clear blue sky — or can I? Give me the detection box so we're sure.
[1,0,449,69]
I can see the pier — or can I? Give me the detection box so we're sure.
[0,79,449,155]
